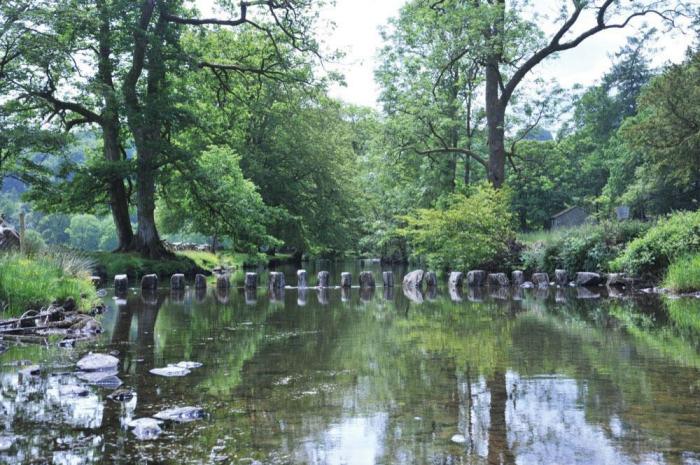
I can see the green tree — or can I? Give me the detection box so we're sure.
[66,214,103,251]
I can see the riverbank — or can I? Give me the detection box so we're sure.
[0,252,98,317]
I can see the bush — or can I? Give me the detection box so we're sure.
[0,251,97,317]
[611,210,700,278]
[520,220,649,274]
[663,254,700,293]
[398,183,515,271]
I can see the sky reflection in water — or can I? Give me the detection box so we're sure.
[1,266,700,465]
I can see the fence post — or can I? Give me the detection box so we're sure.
[19,212,26,255]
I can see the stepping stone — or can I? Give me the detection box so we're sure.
[150,366,191,377]
[153,406,205,423]
[76,353,119,371]
[128,418,162,440]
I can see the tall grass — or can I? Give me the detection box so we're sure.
[664,254,700,293]
[0,251,97,317]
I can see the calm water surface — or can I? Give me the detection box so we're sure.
[1,263,700,464]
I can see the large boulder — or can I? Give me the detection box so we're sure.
[317,271,330,288]
[359,271,375,288]
[554,269,569,287]
[402,270,425,289]
[532,273,550,288]
[340,272,352,288]
[448,272,464,288]
[466,270,487,287]
[141,274,158,291]
[575,272,603,287]
[382,271,394,288]
[511,270,524,286]
[487,273,510,287]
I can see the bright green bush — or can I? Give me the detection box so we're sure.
[398,183,515,271]
[520,220,649,274]
[0,252,97,317]
[663,254,700,293]
[611,210,700,278]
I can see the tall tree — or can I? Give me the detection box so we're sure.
[432,0,689,187]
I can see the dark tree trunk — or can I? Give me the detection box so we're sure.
[97,0,133,251]
[487,370,514,465]
[485,61,506,188]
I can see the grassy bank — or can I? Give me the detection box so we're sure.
[664,254,700,293]
[0,252,97,317]
[91,249,286,280]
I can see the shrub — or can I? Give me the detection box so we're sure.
[398,183,515,271]
[663,254,700,293]
[0,251,97,317]
[611,210,700,278]
[520,220,649,274]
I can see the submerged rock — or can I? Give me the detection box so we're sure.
[76,371,122,389]
[128,418,162,440]
[19,365,40,377]
[451,434,466,444]
[170,361,203,369]
[150,366,191,377]
[59,385,90,398]
[153,406,205,423]
[77,353,119,371]
[108,387,134,402]
[0,435,16,452]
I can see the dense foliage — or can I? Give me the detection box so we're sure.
[611,210,700,278]
[398,184,515,271]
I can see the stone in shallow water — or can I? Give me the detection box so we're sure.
[451,434,466,444]
[0,435,16,452]
[170,361,203,369]
[76,370,123,389]
[150,366,191,377]
[76,353,119,371]
[128,418,162,440]
[108,387,134,402]
[19,365,40,377]
[153,406,205,423]
[59,385,90,398]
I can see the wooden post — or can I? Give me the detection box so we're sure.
[19,212,26,255]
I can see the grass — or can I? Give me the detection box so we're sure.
[91,249,278,280]
[664,254,700,293]
[0,252,98,317]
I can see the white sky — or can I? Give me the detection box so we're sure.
[195,0,695,109]
[318,0,695,108]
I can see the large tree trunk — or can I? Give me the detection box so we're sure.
[103,124,134,251]
[485,61,506,188]
[132,148,170,258]
[97,0,133,251]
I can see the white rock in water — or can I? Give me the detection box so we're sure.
[451,434,466,444]
[128,418,162,440]
[149,366,191,377]
[77,353,119,371]
[170,361,203,369]
[59,385,90,397]
[153,406,205,423]
[0,435,16,452]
